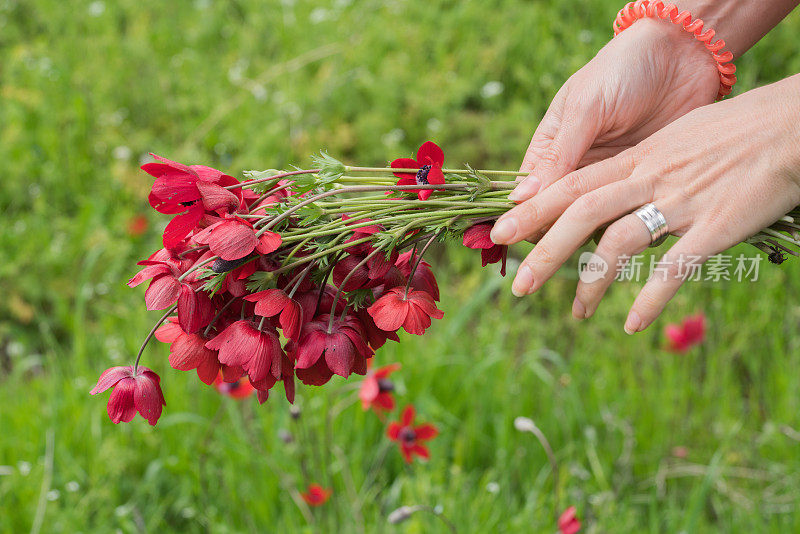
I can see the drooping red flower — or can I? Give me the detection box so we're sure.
[143,154,241,248]
[213,372,255,399]
[463,223,509,276]
[301,484,332,506]
[367,287,443,335]
[155,318,220,384]
[245,289,304,341]
[558,506,581,534]
[295,315,372,385]
[390,141,446,201]
[204,320,284,385]
[90,366,166,426]
[359,362,400,414]
[387,405,438,463]
[665,313,706,353]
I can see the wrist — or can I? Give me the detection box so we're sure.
[621,17,719,87]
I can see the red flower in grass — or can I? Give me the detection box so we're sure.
[127,214,149,237]
[301,484,332,506]
[387,405,438,463]
[463,223,509,276]
[143,154,241,249]
[155,318,220,384]
[665,313,706,353]
[558,506,581,534]
[213,373,255,399]
[90,366,165,426]
[295,315,373,386]
[367,287,443,335]
[205,320,284,385]
[359,362,400,414]
[390,141,446,201]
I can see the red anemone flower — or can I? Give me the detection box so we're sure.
[295,315,372,385]
[155,318,220,384]
[205,320,284,385]
[665,313,706,353]
[390,141,446,201]
[301,484,332,506]
[463,223,509,276]
[558,506,581,534]
[395,251,440,301]
[90,366,166,426]
[213,373,255,399]
[359,362,400,414]
[143,154,241,249]
[387,405,438,463]
[367,287,443,335]
[245,289,304,341]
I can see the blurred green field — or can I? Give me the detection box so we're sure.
[2,0,800,532]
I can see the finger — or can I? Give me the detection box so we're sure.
[510,177,652,297]
[491,152,636,245]
[511,97,602,202]
[573,214,654,319]
[624,228,718,334]
[518,85,569,177]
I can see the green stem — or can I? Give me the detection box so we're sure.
[133,304,178,374]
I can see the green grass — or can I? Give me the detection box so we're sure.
[2,0,800,532]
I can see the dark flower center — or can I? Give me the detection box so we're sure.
[377,378,394,393]
[415,165,431,186]
[399,427,417,443]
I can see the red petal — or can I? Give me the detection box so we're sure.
[417,188,433,201]
[177,285,214,333]
[107,379,137,423]
[410,443,430,460]
[144,276,181,311]
[154,320,182,343]
[256,231,282,254]
[163,205,204,249]
[401,405,415,426]
[386,422,401,440]
[150,153,195,175]
[426,165,445,185]
[359,376,379,407]
[205,320,260,367]
[367,291,409,332]
[247,289,290,317]
[91,366,133,395]
[128,263,171,288]
[390,157,421,180]
[416,141,444,167]
[208,219,257,261]
[133,374,165,426]
[414,423,438,440]
[196,181,240,211]
[462,224,494,250]
[324,333,355,378]
[295,331,327,369]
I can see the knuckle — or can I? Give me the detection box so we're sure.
[601,223,631,251]
[562,170,590,200]
[573,191,604,220]
[539,143,564,169]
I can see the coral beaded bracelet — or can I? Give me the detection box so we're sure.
[613,0,737,100]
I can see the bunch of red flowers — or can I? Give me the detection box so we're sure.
[92,143,517,425]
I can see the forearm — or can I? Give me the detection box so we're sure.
[673,0,799,57]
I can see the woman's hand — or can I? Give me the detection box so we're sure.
[491,74,800,333]
[511,18,720,202]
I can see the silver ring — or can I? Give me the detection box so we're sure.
[634,203,669,247]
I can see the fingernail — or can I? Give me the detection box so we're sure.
[572,298,586,319]
[624,311,641,335]
[508,176,541,202]
[490,217,518,244]
[512,265,534,297]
